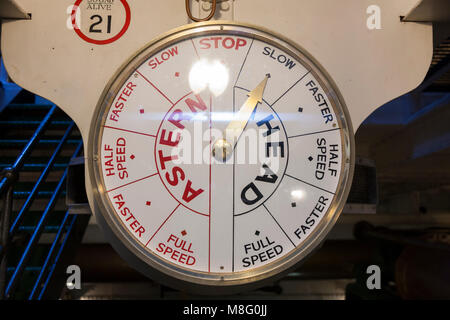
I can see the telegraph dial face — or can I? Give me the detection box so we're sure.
[89,22,354,291]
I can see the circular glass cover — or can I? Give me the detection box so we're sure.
[90,22,353,287]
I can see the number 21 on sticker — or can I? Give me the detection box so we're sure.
[89,15,112,34]
[66,6,112,34]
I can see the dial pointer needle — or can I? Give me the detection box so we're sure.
[212,74,271,162]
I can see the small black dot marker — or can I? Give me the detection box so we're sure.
[298,107,303,112]
[308,156,313,161]
[255,230,260,236]
[291,202,297,208]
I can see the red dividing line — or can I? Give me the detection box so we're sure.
[106,173,158,193]
[103,125,156,138]
[135,70,174,105]
[171,91,193,107]
[208,95,212,272]
[146,203,181,247]
[151,89,211,218]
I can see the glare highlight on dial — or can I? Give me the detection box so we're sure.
[189,59,229,96]
[291,189,305,200]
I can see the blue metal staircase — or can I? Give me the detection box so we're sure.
[0,90,89,300]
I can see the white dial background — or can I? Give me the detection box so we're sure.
[94,29,351,278]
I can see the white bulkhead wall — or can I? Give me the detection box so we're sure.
[1,0,432,205]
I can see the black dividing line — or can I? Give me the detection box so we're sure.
[232,151,236,272]
[270,70,311,107]
[233,85,236,110]
[234,38,254,87]
[232,86,236,272]
[190,39,200,59]
[262,204,296,248]
[234,85,249,92]
[285,174,336,195]
[288,127,341,139]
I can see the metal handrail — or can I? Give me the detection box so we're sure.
[28,209,71,299]
[0,121,74,259]
[0,101,85,299]
[7,122,75,239]
[37,214,78,300]
[0,105,56,194]
[4,142,83,298]
[0,105,58,299]
[0,139,81,146]
[0,120,72,125]
[0,188,13,299]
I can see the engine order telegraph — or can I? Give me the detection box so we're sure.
[88,22,354,293]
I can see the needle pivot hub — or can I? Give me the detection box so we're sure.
[212,138,233,162]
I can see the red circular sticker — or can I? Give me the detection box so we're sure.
[71,0,131,45]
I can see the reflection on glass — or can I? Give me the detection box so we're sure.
[189,59,229,96]
[291,189,305,200]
